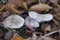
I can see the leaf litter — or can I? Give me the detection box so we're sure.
[0,0,60,40]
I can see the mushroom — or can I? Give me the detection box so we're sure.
[3,14,24,28]
[28,11,53,22]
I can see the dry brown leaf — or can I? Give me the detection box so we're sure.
[2,11,11,18]
[53,19,59,26]
[8,0,25,7]
[49,0,58,5]
[8,0,28,9]
[41,23,51,34]
[40,0,48,3]
[29,3,53,12]
[24,33,38,40]
[53,8,60,22]
[54,13,60,16]
[11,33,24,40]
[4,0,28,14]
[31,33,37,40]
[41,23,49,31]
[4,3,22,14]
[54,13,60,20]
[45,25,51,32]
[55,16,60,21]
[53,8,60,13]
[0,11,10,18]
[26,0,37,5]
[22,2,28,10]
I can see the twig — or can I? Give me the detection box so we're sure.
[0,22,10,30]
[43,29,60,37]
[38,30,60,40]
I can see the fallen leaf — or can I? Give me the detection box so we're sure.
[22,2,28,10]
[55,17,60,21]
[29,3,53,12]
[4,3,21,14]
[31,33,37,40]
[8,0,25,7]
[4,0,28,14]
[45,25,51,32]
[49,0,58,5]
[26,0,37,5]
[53,8,60,13]
[2,11,11,18]
[4,30,15,40]
[54,13,60,21]
[40,0,48,3]
[41,23,51,32]
[53,19,59,26]
[11,33,24,40]
[8,0,28,9]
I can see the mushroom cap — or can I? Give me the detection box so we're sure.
[25,16,39,29]
[3,14,24,28]
[43,14,53,21]
[28,11,53,22]
[29,11,38,19]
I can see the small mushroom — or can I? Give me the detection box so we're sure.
[29,11,38,19]
[25,16,39,30]
[3,14,24,28]
[43,14,53,21]
[28,11,53,22]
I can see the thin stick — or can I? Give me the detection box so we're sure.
[43,29,60,37]
[0,22,10,30]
